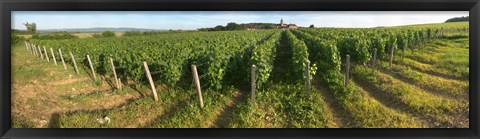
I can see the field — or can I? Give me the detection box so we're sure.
[12,22,469,128]
[19,32,125,39]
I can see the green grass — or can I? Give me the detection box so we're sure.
[377,60,468,100]
[352,65,467,126]
[56,86,236,128]
[147,87,237,128]
[395,37,468,80]
[227,83,333,128]
[330,79,421,128]
[55,82,339,128]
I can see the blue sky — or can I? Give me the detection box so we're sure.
[12,11,468,30]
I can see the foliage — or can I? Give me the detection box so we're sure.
[102,31,115,37]
[12,33,24,45]
[32,30,278,90]
[31,32,78,40]
[445,16,468,23]
[23,22,37,34]
[285,30,316,81]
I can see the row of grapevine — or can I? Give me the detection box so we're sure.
[30,30,278,90]
[289,29,348,96]
[284,30,316,81]
[249,31,282,87]
[298,26,446,65]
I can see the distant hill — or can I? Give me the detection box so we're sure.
[445,16,469,23]
[18,27,168,33]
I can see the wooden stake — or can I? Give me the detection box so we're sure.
[345,55,350,87]
[37,45,41,57]
[118,78,122,89]
[70,51,79,74]
[59,49,67,70]
[30,44,35,55]
[372,48,377,76]
[25,42,30,52]
[110,58,120,89]
[191,64,204,108]
[33,45,37,56]
[31,44,34,54]
[390,45,395,67]
[86,55,96,79]
[43,46,50,62]
[143,61,159,101]
[26,43,31,53]
[50,48,57,66]
[251,65,256,104]
[305,61,311,96]
[39,46,44,59]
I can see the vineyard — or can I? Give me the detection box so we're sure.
[12,22,469,128]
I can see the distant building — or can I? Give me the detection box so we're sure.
[246,24,263,30]
[277,19,297,29]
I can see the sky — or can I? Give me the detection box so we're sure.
[12,11,469,30]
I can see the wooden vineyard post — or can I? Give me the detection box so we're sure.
[32,44,36,55]
[305,61,311,97]
[390,45,395,68]
[118,78,122,89]
[38,46,42,58]
[50,48,57,66]
[39,46,44,59]
[31,44,35,56]
[143,62,159,101]
[36,45,40,57]
[70,51,79,74]
[38,46,42,57]
[251,65,256,104]
[345,55,350,87]
[86,55,96,79]
[30,44,34,55]
[26,43,31,54]
[33,45,37,56]
[43,46,50,62]
[31,44,35,54]
[372,48,377,76]
[59,49,67,70]
[110,58,120,89]
[191,64,204,108]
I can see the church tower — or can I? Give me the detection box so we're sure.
[280,18,284,27]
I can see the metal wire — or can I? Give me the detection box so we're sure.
[150,70,162,75]
[115,65,127,69]
[198,73,208,80]
[194,62,208,67]
[200,82,210,89]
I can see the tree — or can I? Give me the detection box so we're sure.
[226,22,244,30]
[214,25,225,31]
[102,31,115,37]
[309,24,315,28]
[23,22,37,34]
[445,16,469,22]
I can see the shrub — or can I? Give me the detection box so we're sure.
[102,31,115,37]
[31,32,77,40]
[11,33,24,45]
